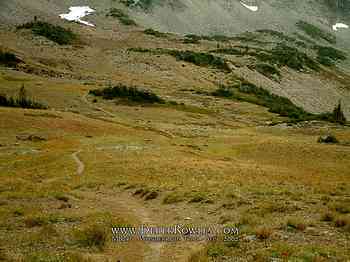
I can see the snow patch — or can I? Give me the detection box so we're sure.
[59,6,95,27]
[332,23,349,31]
[240,1,258,12]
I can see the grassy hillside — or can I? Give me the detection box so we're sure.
[0,3,350,261]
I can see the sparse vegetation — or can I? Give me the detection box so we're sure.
[0,85,47,109]
[54,193,69,202]
[188,192,207,203]
[17,21,77,45]
[89,84,165,104]
[74,224,107,250]
[24,252,91,262]
[163,193,184,204]
[24,215,48,228]
[296,21,336,44]
[107,8,137,26]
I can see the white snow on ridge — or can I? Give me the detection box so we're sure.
[59,6,95,27]
[332,23,349,31]
[240,1,258,12]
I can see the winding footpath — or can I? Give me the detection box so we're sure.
[72,150,84,175]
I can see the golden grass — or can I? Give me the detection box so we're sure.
[1,35,350,260]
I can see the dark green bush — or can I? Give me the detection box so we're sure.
[0,51,21,67]
[315,45,347,66]
[184,34,232,43]
[0,86,47,109]
[17,21,77,45]
[256,29,307,48]
[89,84,165,104]
[212,85,236,98]
[212,82,313,121]
[202,35,232,42]
[318,135,339,144]
[167,50,230,71]
[107,8,137,26]
[210,48,244,56]
[212,82,347,124]
[238,83,311,119]
[317,56,335,66]
[316,102,347,124]
[127,47,152,53]
[332,102,347,124]
[257,44,320,71]
[316,46,346,60]
[183,35,200,44]
[255,63,281,79]
[296,21,336,44]
[129,47,231,71]
[144,28,167,38]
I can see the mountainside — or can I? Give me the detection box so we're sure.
[0,1,350,261]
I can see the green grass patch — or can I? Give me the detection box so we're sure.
[89,84,165,104]
[107,8,137,26]
[296,21,336,44]
[207,244,229,258]
[74,224,107,250]
[17,21,77,45]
